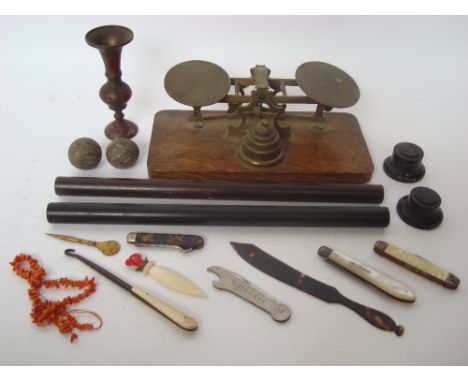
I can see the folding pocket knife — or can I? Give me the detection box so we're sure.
[127,232,204,253]
[318,246,416,302]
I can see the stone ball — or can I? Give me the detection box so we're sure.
[68,137,102,169]
[106,138,139,169]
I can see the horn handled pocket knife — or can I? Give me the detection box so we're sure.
[127,232,204,253]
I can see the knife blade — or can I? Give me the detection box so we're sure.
[141,261,207,298]
[230,242,404,336]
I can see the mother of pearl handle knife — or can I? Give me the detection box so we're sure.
[373,241,460,289]
[318,246,416,302]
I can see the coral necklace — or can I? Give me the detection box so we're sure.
[10,253,102,342]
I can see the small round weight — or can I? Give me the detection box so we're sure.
[106,138,139,169]
[68,137,102,170]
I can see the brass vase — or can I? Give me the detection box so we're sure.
[85,25,138,139]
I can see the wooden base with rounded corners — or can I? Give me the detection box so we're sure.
[147,110,374,183]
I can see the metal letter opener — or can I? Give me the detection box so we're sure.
[207,266,291,322]
[47,233,120,256]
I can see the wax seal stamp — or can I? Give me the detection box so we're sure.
[383,142,425,182]
[397,186,443,229]
[68,137,102,169]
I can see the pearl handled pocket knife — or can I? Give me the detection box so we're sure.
[373,240,460,289]
[318,246,416,302]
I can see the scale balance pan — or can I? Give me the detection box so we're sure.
[295,62,360,108]
[164,60,231,107]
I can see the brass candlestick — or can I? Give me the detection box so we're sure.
[85,25,138,139]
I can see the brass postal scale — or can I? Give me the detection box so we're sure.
[148,60,373,183]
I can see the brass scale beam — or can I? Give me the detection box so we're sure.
[189,65,333,135]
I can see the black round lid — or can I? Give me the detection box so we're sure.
[394,142,424,162]
[397,186,443,229]
[383,142,425,183]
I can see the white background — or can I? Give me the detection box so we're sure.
[1,16,467,365]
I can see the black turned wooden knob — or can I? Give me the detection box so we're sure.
[397,186,443,229]
[383,142,425,183]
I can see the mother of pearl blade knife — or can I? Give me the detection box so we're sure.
[318,246,416,302]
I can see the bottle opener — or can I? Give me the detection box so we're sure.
[207,265,291,322]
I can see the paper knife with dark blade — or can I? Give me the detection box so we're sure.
[230,242,404,336]
[64,249,198,331]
